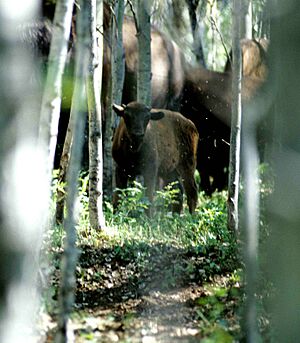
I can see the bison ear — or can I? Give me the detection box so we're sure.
[112,104,126,117]
[150,111,164,121]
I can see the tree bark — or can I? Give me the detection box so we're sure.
[229,5,261,341]
[241,111,260,343]
[87,0,106,230]
[0,1,49,341]
[228,0,243,234]
[39,0,74,181]
[137,0,152,106]
[56,0,89,340]
[103,0,125,198]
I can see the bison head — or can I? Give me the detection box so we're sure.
[113,102,164,151]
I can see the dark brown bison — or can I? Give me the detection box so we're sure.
[180,38,268,194]
[112,102,199,214]
[102,12,185,112]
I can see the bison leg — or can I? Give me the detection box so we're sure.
[113,165,128,210]
[180,170,198,214]
[197,142,213,195]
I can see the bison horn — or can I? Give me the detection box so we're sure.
[112,103,126,116]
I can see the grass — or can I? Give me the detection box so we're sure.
[49,174,238,273]
[41,172,243,341]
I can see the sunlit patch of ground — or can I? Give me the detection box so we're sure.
[40,242,241,342]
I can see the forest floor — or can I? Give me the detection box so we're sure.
[40,240,241,342]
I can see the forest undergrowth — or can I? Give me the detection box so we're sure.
[38,172,272,342]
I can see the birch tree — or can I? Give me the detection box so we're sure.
[56,0,89,340]
[227,0,243,234]
[39,0,74,181]
[103,0,125,197]
[244,0,252,39]
[137,0,152,106]
[228,3,261,340]
[240,2,261,342]
[87,0,106,230]
[0,0,49,341]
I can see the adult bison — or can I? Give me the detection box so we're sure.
[106,16,268,195]
[102,10,185,111]
[180,38,268,195]
[112,102,199,215]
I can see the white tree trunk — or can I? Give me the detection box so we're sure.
[0,1,49,341]
[241,113,260,342]
[87,0,106,230]
[56,0,89,340]
[244,0,252,39]
[39,0,74,181]
[231,1,259,341]
[228,0,243,234]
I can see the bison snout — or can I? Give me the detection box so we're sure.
[130,133,144,147]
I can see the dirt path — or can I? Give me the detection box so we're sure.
[69,284,203,342]
[42,243,240,342]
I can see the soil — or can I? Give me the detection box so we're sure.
[41,242,240,342]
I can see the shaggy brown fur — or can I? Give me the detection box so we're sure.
[224,38,268,80]
[180,38,268,194]
[103,14,185,112]
[112,102,199,214]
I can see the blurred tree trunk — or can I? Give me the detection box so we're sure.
[87,0,106,230]
[185,0,206,67]
[39,0,74,181]
[137,0,152,106]
[241,104,260,343]
[240,0,260,340]
[0,1,49,341]
[264,0,300,340]
[228,0,243,234]
[103,0,125,198]
[56,0,89,340]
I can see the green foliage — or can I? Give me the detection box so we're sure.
[113,181,151,219]
[45,175,241,340]
[196,273,242,341]
[49,173,238,266]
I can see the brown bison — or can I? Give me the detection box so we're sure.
[112,102,199,214]
[224,38,268,79]
[102,12,185,112]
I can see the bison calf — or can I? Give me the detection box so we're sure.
[112,101,199,214]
